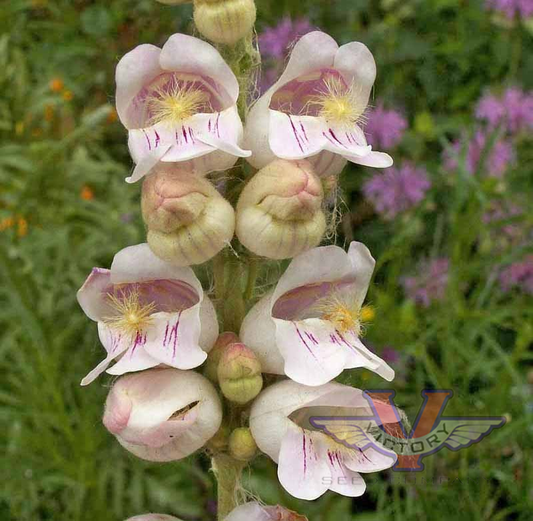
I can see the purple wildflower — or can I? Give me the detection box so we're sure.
[362,162,431,220]
[476,87,533,134]
[444,131,515,178]
[365,102,408,149]
[483,202,525,243]
[259,17,314,60]
[499,255,533,295]
[401,258,450,307]
[381,347,401,364]
[486,0,533,20]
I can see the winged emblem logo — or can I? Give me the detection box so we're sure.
[310,390,506,471]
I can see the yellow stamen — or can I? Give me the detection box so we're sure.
[315,293,373,335]
[307,75,367,128]
[104,287,156,338]
[145,80,211,127]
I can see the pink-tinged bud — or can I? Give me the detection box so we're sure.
[103,368,222,462]
[225,502,308,521]
[204,331,240,383]
[218,342,263,404]
[194,0,257,45]
[126,512,181,521]
[236,160,326,259]
[142,166,235,267]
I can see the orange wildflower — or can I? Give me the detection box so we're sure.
[81,186,94,201]
[49,78,64,93]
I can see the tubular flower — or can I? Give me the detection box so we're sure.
[235,159,326,259]
[244,31,393,177]
[240,242,394,386]
[104,368,222,462]
[115,33,251,183]
[142,165,235,266]
[77,244,218,385]
[250,380,397,500]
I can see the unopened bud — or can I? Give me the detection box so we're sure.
[226,503,308,521]
[236,159,326,259]
[194,0,256,45]
[228,427,257,461]
[218,342,263,404]
[142,166,235,266]
[126,514,181,521]
[204,331,240,383]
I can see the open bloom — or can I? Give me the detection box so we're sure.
[77,243,218,385]
[250,380,397,500]
[104,368,222,461]
[116,33,251,183]
[240,242,394,386]
[244,31,393,177]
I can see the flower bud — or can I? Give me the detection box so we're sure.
[228,427,257,461]
[126,512,181,521]
[204,331,240,383]
[236,159,326,259]
[218,342,263,404]
[225,503,308,521]
[103,368,222,462]
[142,166,235,266]
[156,0,190,4]
[193,0,256,45]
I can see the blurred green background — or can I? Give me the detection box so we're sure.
[1,0,532,520]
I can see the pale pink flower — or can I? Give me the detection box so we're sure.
[401,257,450,307]
[240,242,394,386]
[244,32,393,177]
[499,255,533,295]
[77,243,219,385]
[486,0,533,19]
[115,33,251,183]
[250,380,397,500]
[104,368,222,462]
[259,17,315,60]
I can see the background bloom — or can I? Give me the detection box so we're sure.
[362,162,431,220]
[499,255,533,294]
[485,0,533,19]
[365,102,408,149]
[401,257,450,307]
[444,131,515,178]
[259,17,314,59]
[476,87,533,134]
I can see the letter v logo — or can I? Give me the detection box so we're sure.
[364,390,453,471]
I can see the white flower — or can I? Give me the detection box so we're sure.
[240,241,394,386]
[77,243,218,385]
[104,368,222,462]
[244,31,393,177]
[250,380,397,500]
[116,33,251,183]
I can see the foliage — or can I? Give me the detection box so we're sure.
[0,0,532,520]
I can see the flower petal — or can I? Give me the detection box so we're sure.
[324,454,366,497]
[321,124,372,158]
[80,323,133,386]
[269,111,326,160]
[334,41,376,109]
[274,318,348,386]
[307,150,347,177]
[347,151,393,169]
[277,423,330,500]
[159,34,239,104]
[225,503,271,521]
[343,442,397,473]
[126,143,172,184]
[143,311,208,370]
[77,268,113,322]
[116,44,164,129]
[240,290,286,375]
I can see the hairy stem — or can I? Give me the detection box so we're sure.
[212,454,246,520]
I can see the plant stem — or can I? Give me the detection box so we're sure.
[212,454,246,520]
